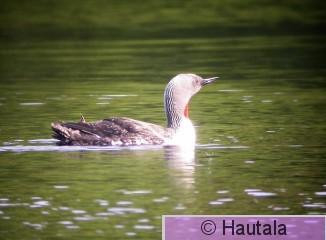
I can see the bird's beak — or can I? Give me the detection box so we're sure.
[202,76,219,86]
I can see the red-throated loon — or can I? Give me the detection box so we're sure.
[52,73,218,146]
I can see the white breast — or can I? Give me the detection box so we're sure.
[166,118,196,147]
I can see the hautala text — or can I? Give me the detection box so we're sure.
[223,219,287,236]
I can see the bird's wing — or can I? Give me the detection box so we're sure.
[52,117,167,146]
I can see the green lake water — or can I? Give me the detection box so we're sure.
[0,0,325,239]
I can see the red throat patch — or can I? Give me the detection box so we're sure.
[184,102,189,118]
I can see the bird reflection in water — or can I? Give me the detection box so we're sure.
[163,145,196,190]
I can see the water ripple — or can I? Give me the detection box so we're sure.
[245,189,277,197]
[134,224,155,230]
[0,141,163,152]
[315,191,326,196]
[0,141,248,153]
[107,207,146,214]
[19,102,45,106]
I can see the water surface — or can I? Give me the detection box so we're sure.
[0,1,325,239]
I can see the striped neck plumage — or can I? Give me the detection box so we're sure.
[164,81,189,130]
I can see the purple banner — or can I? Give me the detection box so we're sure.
[163,216,325,240]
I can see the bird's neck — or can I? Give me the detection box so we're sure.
[165,100,190,130]
[164,81,192,130]
[183,102,189,118]
[164,87,196,146]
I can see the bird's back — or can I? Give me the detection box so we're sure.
[52,117,168,146]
